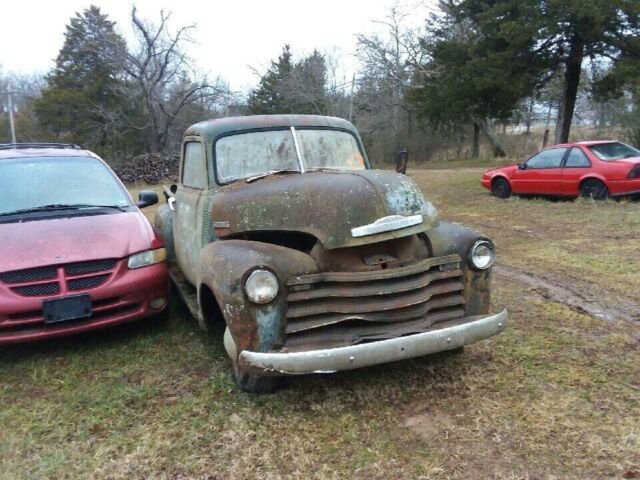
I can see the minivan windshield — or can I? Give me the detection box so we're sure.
[215,128,366,182]
[0,156,131,215]
[588,142,640,161]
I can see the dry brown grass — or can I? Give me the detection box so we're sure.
[1,170,638,479]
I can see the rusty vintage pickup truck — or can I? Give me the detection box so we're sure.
[156,115,507,392]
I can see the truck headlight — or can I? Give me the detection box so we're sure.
[245,269,279,304]
[469,240,495,270]
[128,248,167,269]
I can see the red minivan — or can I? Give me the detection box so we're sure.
[0,143,169,344]
[481,141,640,199]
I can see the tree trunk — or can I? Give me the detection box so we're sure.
[542,129,550,147]
[475,118,506,157]
[554,36,584,144]
[472,122,480,158]
[525,96,534,135]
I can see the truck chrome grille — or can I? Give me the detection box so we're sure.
[284,254,466,351]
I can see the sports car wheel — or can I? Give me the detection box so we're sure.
[491,178,512,199]
[580,179,609,200]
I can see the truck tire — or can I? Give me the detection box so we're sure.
[232,362,280,393]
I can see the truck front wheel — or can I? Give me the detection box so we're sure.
[232,362,280,393]
[224,328,280,393]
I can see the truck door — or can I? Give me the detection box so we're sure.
[174,140,208,285]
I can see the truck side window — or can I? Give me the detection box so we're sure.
[182,142,207,189]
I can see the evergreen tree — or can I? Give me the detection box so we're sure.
[248,45,294,114]
[411,2,541,156]
[438,0,640,143]
[34,6,129,150]
[248,46,329,115]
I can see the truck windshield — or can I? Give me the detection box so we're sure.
[588,142,640,161]
[0,156,131,215]
[215,128,366,182]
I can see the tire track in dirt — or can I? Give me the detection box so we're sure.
[494,264,640,324]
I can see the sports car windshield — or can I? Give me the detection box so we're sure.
[215,128,366,182]
[588,142,640,161]
[0,156,131,215]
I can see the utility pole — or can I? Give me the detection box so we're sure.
[348,72,356,123]
[7,90,16,143]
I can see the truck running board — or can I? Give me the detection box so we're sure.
[168,262,200,320]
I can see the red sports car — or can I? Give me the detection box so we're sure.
[0,143,169,345]
[481,141,640,199]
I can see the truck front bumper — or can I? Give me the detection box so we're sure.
[238,309,507,375]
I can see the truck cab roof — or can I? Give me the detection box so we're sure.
[184,114,360,144]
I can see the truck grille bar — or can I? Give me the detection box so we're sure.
[284,254,466,351]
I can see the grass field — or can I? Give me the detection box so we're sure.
[1,170,639,479]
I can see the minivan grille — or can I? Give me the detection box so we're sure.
[68,274,110,291]
[0,259,118,297]
[64,259,117,276]
[0,267,57,284]
[12,282,61,297]
[284,254,466,351]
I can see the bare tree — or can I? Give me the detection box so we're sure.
[109,7,231,153]
[354,6,431,162]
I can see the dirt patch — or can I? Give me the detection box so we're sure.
[494,264,640,323]
[402,405,456,442]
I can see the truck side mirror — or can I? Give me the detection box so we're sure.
[163,184,177,201]
[395,150,409,174]
[137,190,159,208]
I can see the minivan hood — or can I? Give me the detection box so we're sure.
[0,211,155,273]
[211,170,438,249]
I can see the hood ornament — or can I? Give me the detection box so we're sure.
[351,214,423,238]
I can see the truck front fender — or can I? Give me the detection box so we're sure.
[154,204,176,261]
[198,240,318,356]
[424,222,492,316]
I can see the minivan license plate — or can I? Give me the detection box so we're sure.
[43,295,92,324]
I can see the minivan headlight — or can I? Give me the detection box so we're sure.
[128,248,167,269]
[469,240,495,270]
[245,269,279,304]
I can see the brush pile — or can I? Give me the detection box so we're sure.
[115,153,179,184]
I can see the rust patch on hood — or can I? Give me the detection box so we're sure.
[211,170,438,249]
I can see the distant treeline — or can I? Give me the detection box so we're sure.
[1,1,639,164]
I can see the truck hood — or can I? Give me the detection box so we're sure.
[0,211,156,273]
[211,170,438,249]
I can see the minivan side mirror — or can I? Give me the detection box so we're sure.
[395,150,409,174]
[137,190,159,208]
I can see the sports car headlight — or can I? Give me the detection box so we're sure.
[469,240,495,270]
[245,269,279,304]
[128,248,167,269]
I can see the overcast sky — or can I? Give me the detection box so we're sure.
[0,0,435,93]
